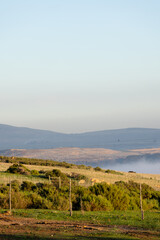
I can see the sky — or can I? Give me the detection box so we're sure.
[1,0,160,133]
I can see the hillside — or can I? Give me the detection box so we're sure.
[0,161,160,191]
[1,147,160,169]
[1,124,160,150]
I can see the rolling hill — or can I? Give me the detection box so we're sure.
[1,124,160,150]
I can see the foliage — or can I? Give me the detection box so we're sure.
[0,156,90,169]
[6,164,30,175]
[0,176,159,211]
[105,169,123,175]
[94,166,103,172]
[30,170,39,175]
[45,169,68,181]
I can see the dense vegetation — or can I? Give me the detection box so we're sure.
[0,156,91,169]
[0,178,159,211]
[0,159,159,212]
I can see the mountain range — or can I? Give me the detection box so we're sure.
[1,124,160,151]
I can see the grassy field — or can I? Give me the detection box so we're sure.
[0,159,160,239]
[0,162,160,190]
[10,209,160,230]
[0,209,159,240]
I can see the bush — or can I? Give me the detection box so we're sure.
[0,193,9,208]
[31,170,39,175]
[28,193,52,209]
[45,169,68,181]
[82,194,113,211]
[94,166,103,172]
[6,164,30,175]
[11,191,30,209]
[21,181,36,192]
[105,169,123,175]
[10,180,20,192]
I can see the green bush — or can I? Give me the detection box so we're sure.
[31,170,39,175]
[28,192,52,209]
[82,194,113,211]
[0,193,9,208]
[6,164,30,175]
[21,181,36,192]
[45,169,68,181]
[105,169,123,175]
[10,180,20,192]
[94,166,103,172]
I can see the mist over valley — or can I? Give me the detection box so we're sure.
[0,124,160,174]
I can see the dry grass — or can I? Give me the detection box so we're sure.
[0,162,159,190]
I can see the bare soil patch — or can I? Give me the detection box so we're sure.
[0,214,159,240]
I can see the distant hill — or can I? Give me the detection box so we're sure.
[1,124,160,150]
[1,147,160,168]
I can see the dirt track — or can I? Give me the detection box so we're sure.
[0,214,159,240]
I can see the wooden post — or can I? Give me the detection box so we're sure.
[59,176,61,189]
[69,179,72,216]
[140,183,144,220]
[80,195,84,214]
[9,178,12,214]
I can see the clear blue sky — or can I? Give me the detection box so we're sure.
[1,0,160,133]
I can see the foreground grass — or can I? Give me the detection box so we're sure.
[0,234,140,240]
[0,210,159,239]
[5,209,160,231]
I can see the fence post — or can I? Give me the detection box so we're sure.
[140,183,144,220]
[9,178,12,214]
[59,176,61,189]
[80,194,84,214]
[69,179,72,216]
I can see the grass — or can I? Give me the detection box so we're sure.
[0,209,159,239]
[0,172,50,185]
[0,233,140,240]
[4,209,159,231]
[0,162,160,190]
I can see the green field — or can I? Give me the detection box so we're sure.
[0,157,160,239]
[10,209,160,230]
[0,209,159,240]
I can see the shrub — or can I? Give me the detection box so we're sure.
[31,170,39,175]
[105,169,123,175]
[11,191,30,209]
[28,192,52,209]
[45,169,68,181]
[21,181,36,192]
[10,180,20,192]
[6,164,30,175]
[82,194,113,211]
[0,193,9,208]
[94,166,103,172]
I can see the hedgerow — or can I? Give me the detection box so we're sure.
[0,180,159,211]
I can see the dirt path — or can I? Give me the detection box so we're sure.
[0,214,159,240]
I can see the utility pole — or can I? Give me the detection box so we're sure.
[9,178,12,214]
[69,179,72,216]
[140,183,144,220]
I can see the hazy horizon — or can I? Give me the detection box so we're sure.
[1,1,160,133]
[1,122,160,134]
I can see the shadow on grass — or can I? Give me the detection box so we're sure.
[0,234,139,240]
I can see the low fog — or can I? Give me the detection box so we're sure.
[103,159,160,174]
